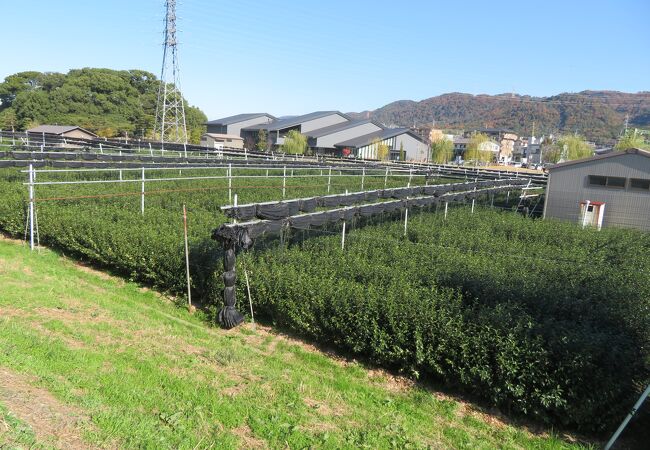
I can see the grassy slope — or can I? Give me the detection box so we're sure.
[0,238,590,449]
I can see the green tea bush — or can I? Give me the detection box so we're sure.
[242,209,650,431]
[1,165,647,431]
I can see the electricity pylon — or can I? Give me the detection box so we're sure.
[154,0,187,144]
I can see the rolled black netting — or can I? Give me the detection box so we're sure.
[257,202,290,220]
[299,197,318,213]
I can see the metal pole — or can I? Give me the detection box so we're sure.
[408,167,413,186]
[244,269,254,328]
[183,204,192,311]
[99,143,103,154]
[119,169,123,181]
[604,384,650,450]
[384,167,389,188]
[327,167,332,193]
[282,166,287,198]
[184,143,187,159]
[404,207,409,236]
[28,164,35,251]
[141,167,145,215]
[341,220,346,249]
[228,163,233,204]
[471,186,476,213]
[361,167,365,190]
[444,201,448,220]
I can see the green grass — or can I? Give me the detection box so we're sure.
[0,238,596,449]
[0,402,50,449]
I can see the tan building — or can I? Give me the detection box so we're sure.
[200,133,244,150]
[27,125,98,140]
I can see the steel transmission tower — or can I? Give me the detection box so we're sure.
[154,0,187,144]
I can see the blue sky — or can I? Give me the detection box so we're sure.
[2,0,648,120]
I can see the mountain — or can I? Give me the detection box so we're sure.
[349,91,650,144]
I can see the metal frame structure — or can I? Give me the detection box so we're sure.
[153,0,187,145]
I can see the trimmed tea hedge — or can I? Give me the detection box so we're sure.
[0,166,648,431]
[242,209,650,431]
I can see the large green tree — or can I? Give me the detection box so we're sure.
[430,138,453,163]
[0,68,207,143]
[615,129,650,151]
[464,133,492,165]
[544,135,594,163]
[282,130,307,155]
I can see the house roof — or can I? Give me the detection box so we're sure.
[549,148,650,170]
[474,127,517,135]
[307,119,383,138]
[334,128,425,149]
[243,111,351,132]
[205,113,275,126]
[27,125,98,137]
[202,133,244,140]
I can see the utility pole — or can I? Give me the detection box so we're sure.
[153,0,187,145]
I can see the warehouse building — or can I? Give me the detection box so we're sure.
[307,119,384,153]
[205,113,275,137]
[543,148,650,231]
[206,111,428,160]
[335,128,428,161]
[241,111,350,149]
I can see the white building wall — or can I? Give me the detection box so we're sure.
[300,114,349,133]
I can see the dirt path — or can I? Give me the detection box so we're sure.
[0,367,99,449]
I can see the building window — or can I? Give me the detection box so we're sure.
[588,175,606,186]
[606,177,626,188]
[630,178,650,191]
[588,175,625,188]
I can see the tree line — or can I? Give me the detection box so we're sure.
[0,68,207,143]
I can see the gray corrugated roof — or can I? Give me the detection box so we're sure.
[334,128,425,148]
[27,125,97,136]
[307,119,383,138]
[243,111,350,132]
[206,113,275,126]
[549,148,650,170]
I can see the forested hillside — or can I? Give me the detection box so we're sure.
[0,68,206,143]
[352,91,650,144]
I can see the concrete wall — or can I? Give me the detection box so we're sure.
[544,153,650,231]
[357,137,395,160]
[314,123,382,149]
[300,114,348,134]
[395,134,428,161]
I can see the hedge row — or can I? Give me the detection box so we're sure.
[241,209,650,431]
